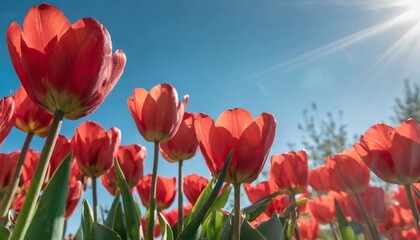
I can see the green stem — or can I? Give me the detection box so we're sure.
[0,132,34,219]
[177,160,184,235]
[146,141,159,240]
[232,183,241,240]
[289,194,301,240]
[355,193,379,240]
[10,110,64,240]
[404,184,420,233]
[92,177,98,222]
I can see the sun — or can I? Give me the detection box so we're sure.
[405,0,420,22]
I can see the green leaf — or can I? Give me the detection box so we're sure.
[158,211,174,240]
[240,220,266,240]
[114,158,141,240]
[256,213,285,240]
[334,199,356,240]
[74,227,83,240]
[242,190,285,222]
[219,214,232,240]
[184,178,215,225]
[105,195,121,229]
[114,203,128,240]
[278,198,308,219]
[24,153,72,240]
[210,185,232,212]
[0,226,10,239]
[177,150,233,240]
[82,199,121,240]
[200,210,229,240]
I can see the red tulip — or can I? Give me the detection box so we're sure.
[13,86,53,137]
[128,83,188,142]
[183,174,209,205]
[101,144,146,195]
[65,180,82,219]
[393,184,420,210]
[354,119,420,184]
[137,175,176,211]
[22,149,44,190]
[269,150,308,194]
[49,135,83,184]
[344,186,386,224]
[265,195,291,217]
[160,112,198,162]
[296,217,320,240]
[309,194,336,224]
[327,149,370,194]
[308,165,330,194]
[72,121,121,178]
[163,204,192,227]
[378,204,413,235]
[0,151,19,193]
[141,216,161,238]
[195,108,276,183]
[7,4,126,120]
[0,96,15,147]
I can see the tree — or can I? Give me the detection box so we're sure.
[288,103,353,167]
[392,79,420,124]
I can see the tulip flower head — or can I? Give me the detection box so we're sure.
[344,186,386,224]
[7,4,126,120]
[65,180,82,219]
[0,96,15,147]
[128,83,188,143]
[309,194,336,224]
[13,86,53,137]
[137,174,176,211]
[327,149,370,194]
[183,174,209,205]
[101,144,146,195]
[308,165,331,194]
[195,108,276,184]
[72,121,121,178]
[354,119,420,185]
[160,112,198,162]
[0,151,19,193]
[269,150,308,194]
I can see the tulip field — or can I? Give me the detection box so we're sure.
[1,2,420,240]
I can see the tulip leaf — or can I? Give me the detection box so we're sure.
[209,185,232,213]
[0,226,10,239]
[200,210,229,240]
[24,153,72,240]
[114,158,141,240]
[75,227,83,240]
[158,211,174,240]
[242,190,285,222]
[114,203,128,240]
[278,198,308,219]
[177,150,233,240]
[81,199,121,240]
[184,178,215,225]
[334,199,356,240]
[219,214,233,240]
[240,220,267,240]
[256,213,285,240]
[105,195,121,229]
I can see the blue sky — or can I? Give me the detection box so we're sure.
[1,0,420,235]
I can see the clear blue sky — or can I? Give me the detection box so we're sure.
[1,0,419,235]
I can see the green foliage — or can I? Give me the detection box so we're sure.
[177,150,233,240]
[114,158,141,240]
[242,190,285,222]
[81,200,121,240]
[334,199,355,240]
[256,213,284,240]
[24,153,72,240]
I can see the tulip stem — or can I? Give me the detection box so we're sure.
[177,160,184,235]
[232,183,241,240]
[404,184,420,233]
[0,132,34,220]
[92,177,98,222]
[146,141,159,240]
[355,193,379,240]
[11,110,64,240]
[289,194,301,240]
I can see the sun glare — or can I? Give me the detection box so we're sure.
[405,0,420,21]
